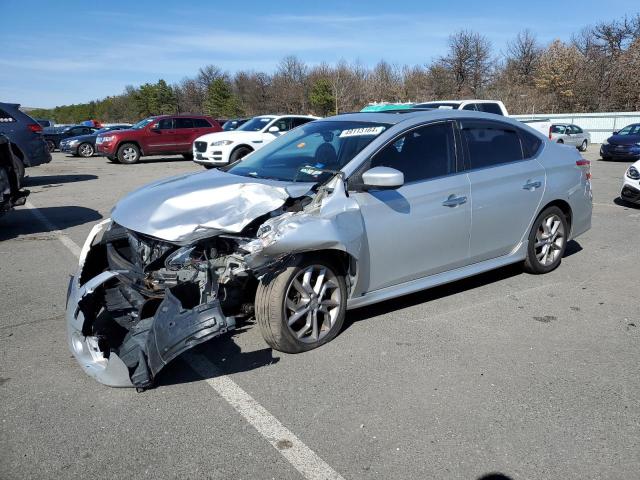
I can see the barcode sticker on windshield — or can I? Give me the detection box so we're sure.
[339,126,385,138]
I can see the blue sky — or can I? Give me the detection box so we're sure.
[1,0,638,108]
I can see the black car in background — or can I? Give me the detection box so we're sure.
[35,119,54,128]
[43,125,99,152]
[222,118,250,131]
[0,102,51,169]
[0,134,29,216]
[600,123,640,160]
[59,125,131,157]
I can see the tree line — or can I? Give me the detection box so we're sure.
[28,14,640,124]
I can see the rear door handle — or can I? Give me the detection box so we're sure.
[523,180,542,190]
[442,194,467,207]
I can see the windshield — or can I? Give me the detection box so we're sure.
[617,124,640,136]
[237,117,275,132]
[226,120,391,183]
[131,117,155,129]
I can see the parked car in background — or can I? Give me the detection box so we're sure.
[414,99,509,116]
[193,114,318,168]
[621,159,640,205]
[549,124,590,151]
[67,109,592,388]
[95,115,221,164]
[59,125,131,157]
[600,123,640,161]
[0,134,29,216]
[222,118,250,131]
[0,102,51,169]
[43,124,99,152]
[413,99,551,138]
[35,119,54,128]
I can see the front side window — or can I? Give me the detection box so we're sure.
[237,117,275,132]
[271,118,292,132]
[571,125,583,134]
[157,118,174,129]
[292,117,314,128]
[226,120,391,183]
[462,103,478,111]
[461,121,523,169]
[370,122,457,183]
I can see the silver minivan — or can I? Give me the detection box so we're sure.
[550,123,590,151]
[66,110,593,388]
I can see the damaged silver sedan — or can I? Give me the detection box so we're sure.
[66,110,592,388]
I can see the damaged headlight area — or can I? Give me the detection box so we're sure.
[66,220,260,390]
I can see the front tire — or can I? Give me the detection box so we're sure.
[117,143,140,164]
[524,206,568,274]
[255,257,347,353]
[229,146,252,163]
[557,139,564,144]
[78,142,94,158]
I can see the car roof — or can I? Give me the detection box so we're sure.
[322,109,501,125]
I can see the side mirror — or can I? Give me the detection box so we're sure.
[613,130,618,135]
[361,166,404,190]
[268,126,280,133]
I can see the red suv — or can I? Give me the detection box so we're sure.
[96,115,221,164]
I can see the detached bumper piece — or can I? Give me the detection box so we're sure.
[68,273,234,389]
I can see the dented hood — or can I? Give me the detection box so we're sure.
[111,169,313,243]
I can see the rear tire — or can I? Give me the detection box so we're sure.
[45,140,56,152]
[117,143,140,164]
[229,146,252,163]
[557,139,564,144]
[601,155,611,161]
[182,153,193,160]
[203,164,215,169]
[107,156,119,163]
[524,206,568,274]
[255,256,347,354]
[579,140,588,152]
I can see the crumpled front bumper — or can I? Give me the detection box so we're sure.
[66,219,235,389]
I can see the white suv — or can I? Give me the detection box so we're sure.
[193,114,319,168]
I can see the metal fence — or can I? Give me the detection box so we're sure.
[512,112,640,144]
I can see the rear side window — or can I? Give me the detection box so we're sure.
[462,103,478,111]
[193,118,212,128]
[519,129,543,159]
[371,122,457,183]
[0,109,16,123]
[461,121,523,169]
[175,118,194,129]
[551,125,566,134]
[477,103,504,115]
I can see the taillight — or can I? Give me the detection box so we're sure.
[576,159,591,179]
[27,123,43,133]
[549,127,553,140]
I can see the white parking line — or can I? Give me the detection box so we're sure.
[24,202,345,480]
[24,201,81,257]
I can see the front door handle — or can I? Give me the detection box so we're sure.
[523,180,542,191]
[442,194,467,207]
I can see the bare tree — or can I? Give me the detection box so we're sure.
[441,30,493,97]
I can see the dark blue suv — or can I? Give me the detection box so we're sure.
[0,102,52,170]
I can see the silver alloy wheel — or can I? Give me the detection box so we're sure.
[123,147,137,162]
[534,213,565,266]
[284,265,342,344]
[79,143,93,157]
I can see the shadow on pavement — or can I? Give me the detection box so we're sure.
[477,474,513,480]
[345,241,583,328]
[157,324,280,387]
[24,174,98,187]
[0,205,102,240]
[614,196,639,209]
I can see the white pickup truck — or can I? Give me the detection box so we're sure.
[413,99,551,138]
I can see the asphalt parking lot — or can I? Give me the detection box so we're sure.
[1,148,639,480]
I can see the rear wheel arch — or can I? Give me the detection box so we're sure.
[537,199,572,235]
[9,143,24,162]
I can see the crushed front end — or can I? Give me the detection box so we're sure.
[66,219,250,389]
